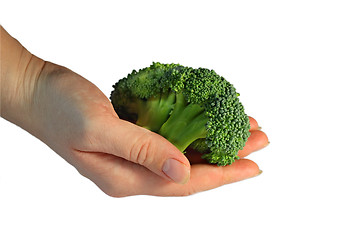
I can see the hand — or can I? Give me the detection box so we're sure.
[1,27,269,197]
[22,62,268,197]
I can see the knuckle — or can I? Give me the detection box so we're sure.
[103,184,130,198]
[179,191,192,197]
[219,169,233,186]
[106,191,128,198]
[130,132,153,166]
[171,184,196,197]
[184,185,197,196]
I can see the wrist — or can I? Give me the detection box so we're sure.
[1,27,46,130]
[4,55,46,130]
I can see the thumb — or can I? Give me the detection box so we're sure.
[92,118,190,184]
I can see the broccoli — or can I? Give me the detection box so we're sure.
[110,62,250,166]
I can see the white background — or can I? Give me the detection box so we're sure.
[1,0,336,239]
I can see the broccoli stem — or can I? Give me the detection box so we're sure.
[136,91,176,132]
[159,92,208,152]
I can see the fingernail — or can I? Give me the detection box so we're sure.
[162,159,190,184]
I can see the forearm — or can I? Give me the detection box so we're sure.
[0,26,45,129]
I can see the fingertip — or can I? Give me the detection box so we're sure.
[249,116,260,131]
[222,159,261,183]
[253,130,269,148]
[238,130,269,158]
[234,158,260,173]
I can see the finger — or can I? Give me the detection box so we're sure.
[249,116,260,131]
[147,159,261,196]
[183,159,261,195]
[75,151,261,197]
[85,118,190,184]
[113,157,260,196]
[238,130,269,158]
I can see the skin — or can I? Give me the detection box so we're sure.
[0,26,269,197]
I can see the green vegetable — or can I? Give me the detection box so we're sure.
[110,62,250,166]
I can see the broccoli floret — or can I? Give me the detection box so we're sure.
[110,62,250,166]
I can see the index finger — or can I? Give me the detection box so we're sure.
[145,159,261,196]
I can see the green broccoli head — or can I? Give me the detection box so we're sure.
[110,62,250,166]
